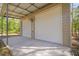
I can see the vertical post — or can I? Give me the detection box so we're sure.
[31,16,35,40]
[72,3,73,37]
[20,19,23,36]
[6,3,8,45]
[62,3,71,47]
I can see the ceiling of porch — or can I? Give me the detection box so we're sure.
[0,3,49,19]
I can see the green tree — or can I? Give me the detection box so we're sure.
[0,17,21,35]
[72,7,79,32]
[72,6,79,37]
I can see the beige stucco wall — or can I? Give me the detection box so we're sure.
[22,17,31,38]
[35,4,63,44]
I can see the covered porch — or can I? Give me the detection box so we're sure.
[0,3,71,56]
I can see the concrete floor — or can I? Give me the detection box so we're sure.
[3,36,72,56]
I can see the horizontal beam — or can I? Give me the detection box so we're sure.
[4,14,21,19]
[8,11,24,17]
[0,13,22,19]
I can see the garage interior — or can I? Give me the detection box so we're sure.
[0,3,71,56]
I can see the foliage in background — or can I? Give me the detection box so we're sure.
[72,7,79,32]
[72,5,79,56]
[0,17,21,35]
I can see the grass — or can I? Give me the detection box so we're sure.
[0,41,12,56]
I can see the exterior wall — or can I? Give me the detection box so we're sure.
[22,18,31,38]
[35,4,63,44]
